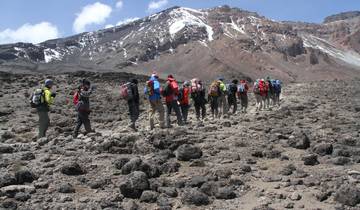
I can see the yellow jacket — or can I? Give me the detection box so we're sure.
[43,87,54,106]
[219,81,227,92]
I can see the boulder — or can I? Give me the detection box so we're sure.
[57,183,75,193]
[60,162,86,175]
[15,169,36,184]
[215,187,236,199]
[0,173,16,188]
[313,143,333,156]
[181,188,210,206]
[0,144,14,153]
[334,184,360,206]
[113,157,130,170]
[175,144,202,161]
[302,154,319,166]
[288,132,310,149]
[140,190,159,203]
[120,171,149,198]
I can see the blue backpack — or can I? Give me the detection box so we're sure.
[273,80,282,93]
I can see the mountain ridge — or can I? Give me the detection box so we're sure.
[0,6,359,82]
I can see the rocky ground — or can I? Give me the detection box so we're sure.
[1,72,360,210]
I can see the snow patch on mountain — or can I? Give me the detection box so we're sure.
[168,7,214,41]
[44,48,63,63]
[302,34,360,67]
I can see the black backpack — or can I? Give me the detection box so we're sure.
[162,83,173,97]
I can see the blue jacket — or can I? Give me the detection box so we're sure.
[144,76,161,101]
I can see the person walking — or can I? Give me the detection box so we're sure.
[217,77,228,117]
[190,78,206,121]
[179,81,191,124]
[227,79,238,114]
[33,79,56,138]
[73,79,96,138]
[253,79,262,111]
[208,80,221,119]
[127,79,140,130]
[237,80,249,113]
[163,75,183,127]
[144,73,165,130]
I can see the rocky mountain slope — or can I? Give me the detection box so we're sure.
[1,72,360,209]
[0,6,360,81]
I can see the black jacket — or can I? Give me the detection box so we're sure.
[128,83,140,104]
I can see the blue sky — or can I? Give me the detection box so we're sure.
[0,0,359,44]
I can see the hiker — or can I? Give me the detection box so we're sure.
[260,79,269,109]
[218,77,228,117]
[265,76,274,109]
[121,79,140,130]
[253,79,263,111]
[227,79,238,114]
[273,79,282,106]
[179,81,191,124]
[163,75,183,127]
[237,80,249,113]
[31,79,56,138]
[144,73,165,130]
[190,78,206,121]
[208,80,221,119]
[73,79,96,138]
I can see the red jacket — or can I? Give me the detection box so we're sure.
[165,78,179,103]
[259,80,268,97]
[180,87,190,105]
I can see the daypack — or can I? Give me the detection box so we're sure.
[146,80,155,96]
[162,83,173,97]
[259,80,266,93]
[120,82,133,100]
[209,82,219,97]
[238,83,246,93]
[30,88,44,108]
[273,80,282,93]
[73,91,80,106]
[178,87,184,102]
[253,82,260,94]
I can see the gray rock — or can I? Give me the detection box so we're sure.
[181,188,210,206]
[313,143,333,156]
[140,190,159,203]
[14,192,31,201]
[302,154,319,166]
[215,187,236,199]
[332,157,351,165]
[0,173,16,187]
[188,176,208,188]
[175,144,202,161]
[15,169,36,184]
[288,132,310,149]
[113,157,130,170]
[60,162,85,175]
[334,184,360,206]
[57,183,75,193]
[158,187,178,197]
[119,171,149,198]
[0,144,14,153]
[0,185,36,198]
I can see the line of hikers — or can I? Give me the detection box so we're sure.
[30,73,282,138]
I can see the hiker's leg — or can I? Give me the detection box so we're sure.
[149,102,156,130]
[201,103,206,119]
[172,100,183,125]
[38,111,49,138]
[82,112,92,134]
[156,100,165,128]
[73,112,83,137]
[166,103,172,127]
[195,104,200,120]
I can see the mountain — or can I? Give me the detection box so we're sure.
[0,6,360,81]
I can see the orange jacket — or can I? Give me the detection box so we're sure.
[180,87,190,105]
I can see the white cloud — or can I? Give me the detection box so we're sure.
[73,2,112,33]
[0,22,59,44]
[116,0,123,9]
[105,24,114,29]
[148,0,168,11]
[116,17,140,26]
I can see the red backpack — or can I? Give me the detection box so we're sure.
[73,91,79,106]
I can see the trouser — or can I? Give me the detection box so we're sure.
[128,100,139,126]
[239,94,248,112]
[274,93,281,106]
[255,94,263,111]
[210,96,219,118]
[149,100,165,130]
[228,96,237,114]
[74,111,92,137]
[194,103,206,120]
[166,100,183,127]
[266,93,274,108]
[38,111,50,138]
[180,104,190,123]
[262,95,267,109]
[218,95,227,116]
